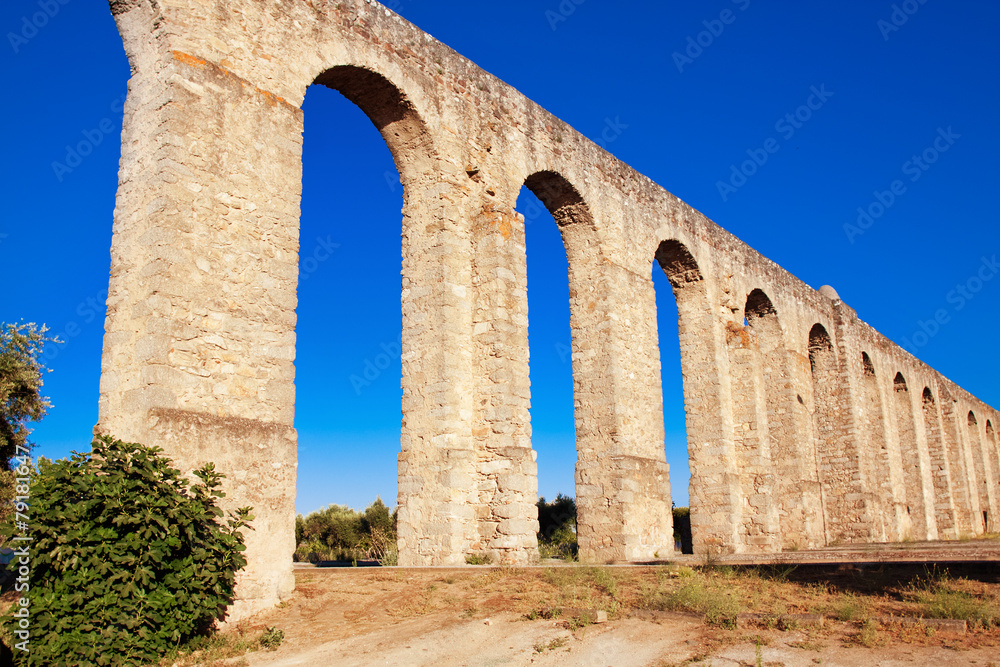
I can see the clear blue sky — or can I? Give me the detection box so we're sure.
[2,1,998,516]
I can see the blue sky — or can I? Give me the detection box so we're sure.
[2,0,998,516]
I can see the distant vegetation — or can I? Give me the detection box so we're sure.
[293,495,692,564]
[294,498,397,565]
[537,494,578,560]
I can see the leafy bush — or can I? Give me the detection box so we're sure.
[3,436,252,666]
[537,495,577,560]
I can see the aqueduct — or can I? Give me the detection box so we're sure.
[102,0,1000,619]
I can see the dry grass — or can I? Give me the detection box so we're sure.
[122,562,1000,664]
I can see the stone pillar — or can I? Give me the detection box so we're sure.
[776,345,827,550]
[572,257,673,562]
[730,307,780,552]
[468,203,538,564]
[922,389,957,539]
[394,166,482,565]
[946,401,980,535]
[892,375,932,540]
[985,421,1000,532]
[939,392,973,536]
[98,17,303,619]
[858,353,904,542]
[655,241,741,555]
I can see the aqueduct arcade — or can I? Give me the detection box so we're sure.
[102,0,1000,618]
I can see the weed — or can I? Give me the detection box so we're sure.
[833,593,864,622]
[150,626,281,666]
[644,575,742,629]
[915,587,1000,628]
[856,619,888,648]
[533,636,568,653]
[466,553,492,565]
[589,567,619,598]
[259,627,284,651]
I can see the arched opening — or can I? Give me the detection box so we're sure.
[936,385,974,535]
[967,411,990,533]
[987,420,999,532]
[514,175,579,557]
[522,172,673,562]
[655,240,738,554]
[296,65,461,567]
[808,324,844,545]
[651,254,687,552]
[731,289,781,551]
[922,387,956,537]
[859,352,897,541]
[893,373,925,539]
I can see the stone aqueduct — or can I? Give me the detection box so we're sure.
[103,0,999,617]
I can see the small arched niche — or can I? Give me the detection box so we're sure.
[808,324,834,373]
[862,352,876,377]
[744,289,780,352]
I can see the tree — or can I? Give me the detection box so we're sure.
[0,322,59,525]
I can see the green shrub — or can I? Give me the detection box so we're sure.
[3,436,252,666]
[537,495,577,560]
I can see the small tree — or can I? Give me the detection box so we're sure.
[0,322,60,526]
[5,436,252,666]
[0,322,59,464]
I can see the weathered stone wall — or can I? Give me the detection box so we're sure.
[101,0,1000,620]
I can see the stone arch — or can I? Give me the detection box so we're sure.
[519,171,673,562]
[654,240,739,554]
[987,420,999,531]
[730,288,781,551]
[936,385,974,535]
[893,373,926,538]
[922,387,956,537]
[312,65,435,181]
[745,289,780,348]
[859,352,899,541]
[967,411,990,532]
[808,324,846,544]
[303,65,480,567]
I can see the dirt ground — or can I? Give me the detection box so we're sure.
[209,564,1000,667]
